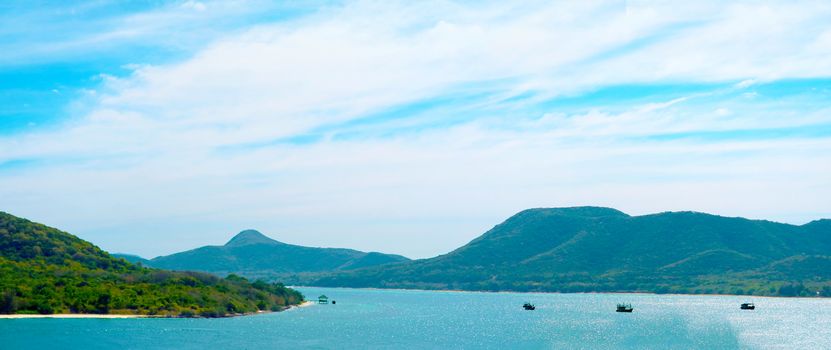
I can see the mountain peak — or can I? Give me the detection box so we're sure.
[225,229,279,247]
[521,206,629,218]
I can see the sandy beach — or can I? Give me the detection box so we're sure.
[1,301,315,319]
[296,301,314,308]
[0,314,146,319]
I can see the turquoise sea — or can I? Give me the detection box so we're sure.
[2,287,829,349]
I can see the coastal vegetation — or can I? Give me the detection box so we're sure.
[0,212,303,317]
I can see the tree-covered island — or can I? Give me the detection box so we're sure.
[0,212,303,317]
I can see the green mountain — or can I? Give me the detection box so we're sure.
[0,212,303,316]
[146,229,409,280]
[306,207,831,297]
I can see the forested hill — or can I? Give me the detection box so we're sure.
[308,207,831,297]
[0,212,303,317]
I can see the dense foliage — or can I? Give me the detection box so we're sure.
[300,207,831,297]
[147,229,409,280]
[0,212,303,316]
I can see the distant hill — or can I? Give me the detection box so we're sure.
[0,212,303,316]
[146,229,409,280]
[307,207,831,297]
[112,253,150,265]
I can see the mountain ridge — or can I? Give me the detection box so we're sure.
[145,229,410,279]
[86,206,831,297]
[300,206,831,297]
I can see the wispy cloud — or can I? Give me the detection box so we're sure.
[1,1,830,258]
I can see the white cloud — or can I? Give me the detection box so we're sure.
[715,108,731,116]
[2,1,831,258]
[181,1,207,12]
[735,79,756,89]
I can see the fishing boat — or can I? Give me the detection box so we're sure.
[616,303,633,312]
[740,302,755,310]
[523,302,536,310]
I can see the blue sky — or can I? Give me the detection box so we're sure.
[1,1,830,259]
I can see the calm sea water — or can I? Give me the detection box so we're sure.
[1,287,829,349]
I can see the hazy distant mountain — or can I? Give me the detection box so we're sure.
[147,229,409,279]
[308,207,831,297]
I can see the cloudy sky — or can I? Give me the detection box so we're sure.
[1,0,830,259]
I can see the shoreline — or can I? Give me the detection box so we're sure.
[0,314,147,319]
[295,301,314,308]
[277,300,314,313]
[0,301,314,319]
[291,285,831,300]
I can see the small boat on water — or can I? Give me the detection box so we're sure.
[616,303,633,313]
[740,302,755,310]
[523,302,536,310]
